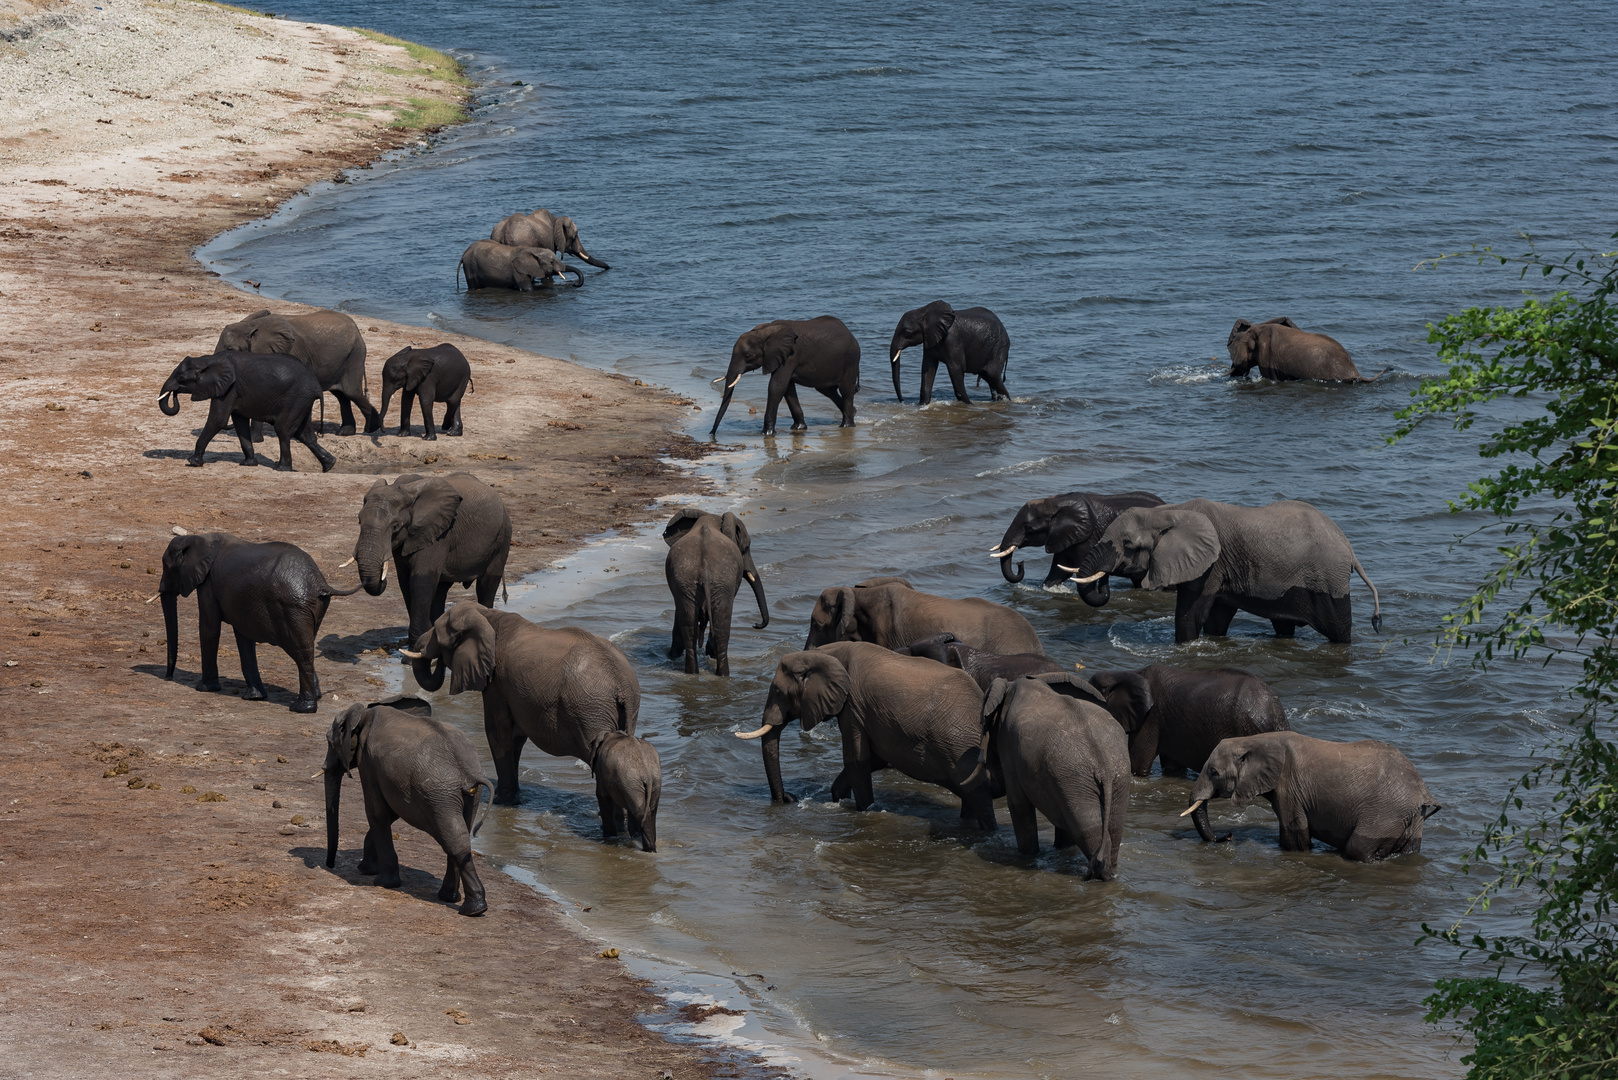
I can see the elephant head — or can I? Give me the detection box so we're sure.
[662,509,769,628]
[403,602,496,694]
[892,632,961,664]
[1226,317,1299,377]
[735,649,853,803]
[1061,505,1221,607]
[545,213,610,269]
[1087,669,1155,735]
[158,353,235,415]
[352,474,462,596]
[992,495,1105,584]
[803,577,914,648]
[322,696,432,868]
[159,532,223,679]
[380,347,431,421]
[709,321,798,437]
[887,301,955,402]
[966,672,1107,787]
[517,246,584,288]
[216,309,298,358]
[1186,735,1283,816]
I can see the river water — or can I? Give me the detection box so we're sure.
[200,2,1618,1075]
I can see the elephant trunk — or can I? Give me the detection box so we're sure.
[1066,541,1116,607]
[558,264,585,287]
[162,589,180,679]
[573,247,610,270]
[999,552,1025,583]
[324,769,343,868]
[890,351,904,403]
[759,723,789,803]
[411,652,446,692]
[354,528,391,597]
[378,379,399,426]
[743,558,769,629]
[158,390,181,416]
[709,365,744,438]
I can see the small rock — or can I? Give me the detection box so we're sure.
[253,783,267,791]
[390,1031,408,1046]
[172,526,188,536]
[290,814,305,825]
[180,785,196,795]
[127,777,146,790]
[277,755,288,763]
[272,800,283,809]
[197,791,226,802]
[3,661,15,667]
[278,824,297,835]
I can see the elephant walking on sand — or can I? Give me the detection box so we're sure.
[889,300,1010,404]
[214,308,380,435]
[490,208,610,269]
[709,316,861,437]
[991,490,1166,587]
[458,240,583,291]
[158,351,334,472]
[1227,317,1387,383]
[662,509,769,676]
[380,343,472,439]
[806,577,1043,656]
[322,697,493,916]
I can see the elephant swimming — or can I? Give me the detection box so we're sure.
[888,300,1010,405]
[806,576,1043,656]
[709,316,861,437]
[490,208,610,269]
[158,351,334,472]
[458,240,583,292]
[379,343,472,440]
[1227,317,1387,383]
[991,490,1166,587]
[214,308,380,435]
[662,508,769,677]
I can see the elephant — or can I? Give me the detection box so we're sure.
[806,576,1043,656]
[322,696,494,916]
[158,531,360,712]
[403,603,641,812]
[1061,499,1383,644]
[1185,731,1441,861]
[736,641,995,827]
[352,472,513,643]
[894,632,1066,690]
[888,301,1010,405]
[158,351,335,472]
[458,240,582,291]
[490,208,610,269]
[379,343,472,440]
[214,308,380,435]
[971,674,1129,878]
[991,490,1167,586]
[593,730,661,852]
[709,316,861,437]
[1227,317,1387,383]
[662,509,769,676]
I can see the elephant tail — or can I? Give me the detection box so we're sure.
[1360,367,1392,383]
[500,577,508,605]
[467,374,474,395]
[1092,773,1117,880]
[1353,557,1383,632]
[616,690,633,734]
[469,777,494,838]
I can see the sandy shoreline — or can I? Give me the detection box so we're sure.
[0,2,782,1076]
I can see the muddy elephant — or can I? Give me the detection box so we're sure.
[380,343,472,439]
[662,508,769,676]
[894,632,1065,690]
[159,532,360,712]
[888,300,1010,404]
[806,577,1043,656]
[352,472,512,642]
[737,641,995,826]
[322,697,493,915]
[1062,499,1382,643]
[991,490,1166,586]
[1227,317,1386,383]
[490,208,610,269]
[158,351,334,472]
[458,240,582,291]
[214,308,379,435]
[593,731,661,852]
[709,316,861,437]
[1185,731,1440,861]
[404,603,640,813]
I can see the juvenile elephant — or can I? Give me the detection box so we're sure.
[159,532,360,712]
[972,674,1129,879]
[490,208,610,269]
[1227,317,1386,383]
[1062,499,1382,643]
[662,509,769,676]
[158,351,335,472]
[379,343,472,439]
[458,240,582,291]
[889,301,1010,404]
[594,731,661,852]
[322,697,493,916]
[215,308,380,435]
[736,641,995,827]
[1185,731,1440,861]
[709,316,861,437]
[895,632,1066,690]
[353,472,512,643]
[991,490,1166,586]
[806,577,1043,656]
[404,603,641,812]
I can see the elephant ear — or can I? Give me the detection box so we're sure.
[1232,741,1284,800]
[192,359,235,401]
[719,512,751,554]
[663,508,705,546]
[551,216,570,251]
[855,576,913,590]
[922,302,956,347]
[405,353,435,390]
[163,533,222,597]
[760,328,799,375]
[247,315,298,356]
[980,676,1011,729]
[1044,498,1095,554]
[369,695,432,716]
[1140,508,1221,590]
[1263,316,1299,329]
[829,586,857,641]
[327,703,369,772]
[1029,671,1107,706]
[399,478,463,557]
[1089,670,1152,732]
[792,653,851,732]
[445,604,497,694]
[1227,319,1255,346]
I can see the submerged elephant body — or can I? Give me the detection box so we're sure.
[158,350,334,472]
[710,315,862,437]
[662,509,769,676]
[992,490,1166,586]
[490,208,609,269]
[214,308,379,435]
[380,343,472,439]
[458,240,583,291]
[894,632,1065,690]
[889,301,1010,405]
[807,577,1043,656]
[1227,317,1384,383]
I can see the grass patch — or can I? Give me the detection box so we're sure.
[353,28,469,86]
[179,0,272,16]
[391,96,467,131]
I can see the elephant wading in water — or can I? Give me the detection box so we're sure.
[991,490,1166,587]
[737,641,996,827]
[158,351,334,472]
[490,208,610,269]
[322,697,494,915]
[662,509,769,676]
[593,731,662,852]
[380,344,472,439]
[1185,731,1441,862]
[1227,317,1387,383]
[709,316,861,437]
[889,300,1010,404]
[215,308,380,435]
[404,604,641,814]
[458,240,583,292]
[158,532,361,712]
[895,632,1066,690]
[1062,499,1382,643]
[806,577,1043,655]
[352,473,512,642]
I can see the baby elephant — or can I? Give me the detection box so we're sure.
[323,698,494,916]
[380,343,472,439]
[593,731,661,852]
[1185,731,1440,862]
[894,632,1066,690]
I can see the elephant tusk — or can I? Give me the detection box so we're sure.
[157,394,169,402]
[399,648,423,660]
[1060,567,1106,583]
[144,592,161,604]
[310,770,325,779]
[744,572,756,582]
[989,546,1015,558]
[338,557,355,568]
[727,374,743,389]
[735,723,775,740]
[381,561,388,583]
[711,375,727,385]
[1180,799,1206,818]
[890,352,901,363]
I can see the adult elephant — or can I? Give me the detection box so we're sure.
[1061,499,1382,643]
[894,632,1065,690]
[1185,732,1441,861]
[379,343,472,439]
[403,603,640,810]
[490,208,610,269]
[1227,317,1387,383]
[158,351,334,472]
[889,300,1010,404]
[352,472,512,642]
[214,309,380,435]
[736,641,995,826]
[806,577,1043,656]
[709,316,861,437]
[458,240,583,292]
[991,490,1166,586]
[662,509,768,677]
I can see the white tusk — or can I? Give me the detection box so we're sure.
[727,374,742,389]
[1179,799,1206,818]
[311,770,325,779]
[989,546,1015,558]
[338,557,355,568]
[157,394,169,402]
[381,561,388,583]
[399,648,422,660]
[735,724,775,740]
[1060,567,1106,583]
[144,592,161,604]
[711,375,727,385]
[744,572,756,582]
[890,352,901,363]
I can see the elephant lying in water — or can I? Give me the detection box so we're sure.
[1227,317,1387,383]
[806,577,1043,656]
[888,300,1010,405]
[991,489,1166,587]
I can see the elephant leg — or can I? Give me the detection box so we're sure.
[358,829,379,875]
[397,390,414,437]
[1312,592,1354,644]
[1158,755,1189,780]
[418,391,437,440]
[1173,584,1219,644]
[439,852,461,903]
[429,582,453,631]
[708,594,733,677]
[474,569,502,610]
[331,391,359,437]
[233,628,267,701]
[448,790,487,914]
[405,572,438,641]
[946,362,971,403]
[197,597,223,692]
[292,421,336,473]
[596,776,620,839]
[1052,826,1077,850]
[840,723,877,810]
[483,689,526,805]
[962,787,996,831]
[1271,619,1298,637]
[1274,795,1313,852]
[782,385,808,431]
[188,403,232,467]
[918,358,940,406]
[1006,789,1040,856]
[761,380,786,436]
[284,633,322,714]
[816,385,845,419]
[250,419,265,443]
[1343,831,1393,863]
[1204,600,1238,637]
[983,367,1011,401]
[230,413,258,466]
[274,427,297,471]
[361,782,401,887]
[442,393,465,436]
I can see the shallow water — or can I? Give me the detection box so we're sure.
[202,1,1618,1075]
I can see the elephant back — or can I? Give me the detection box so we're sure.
[1190,499,1356,599]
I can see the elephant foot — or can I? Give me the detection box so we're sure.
[316,454,336,474]
[337,424,357,437]
[239,456,259,467]
[493,789,520,806]
[447,427,463,437]
[272,460,293,472]
[761,428,776,437]
[376,871,402,889]
[240,686,268,702]
[459,893,488,917]
[185,456,205,468]
[289,697,320,714]
[357,859,378,875]
[396,427,411,437]
[363,420,383,434]
[437,885,461,903]
[791,422,808,431]
[197,677,222,693]
[772,791,798,805]
[423,433,437,441]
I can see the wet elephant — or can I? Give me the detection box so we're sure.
[991,490,1166,586]
[1227,317,1387,383]
[214,308,379,435]
[709,316,861,437]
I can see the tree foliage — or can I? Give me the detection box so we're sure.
[1391,233,1618,1079]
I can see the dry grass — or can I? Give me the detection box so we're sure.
[353,27,469,85]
